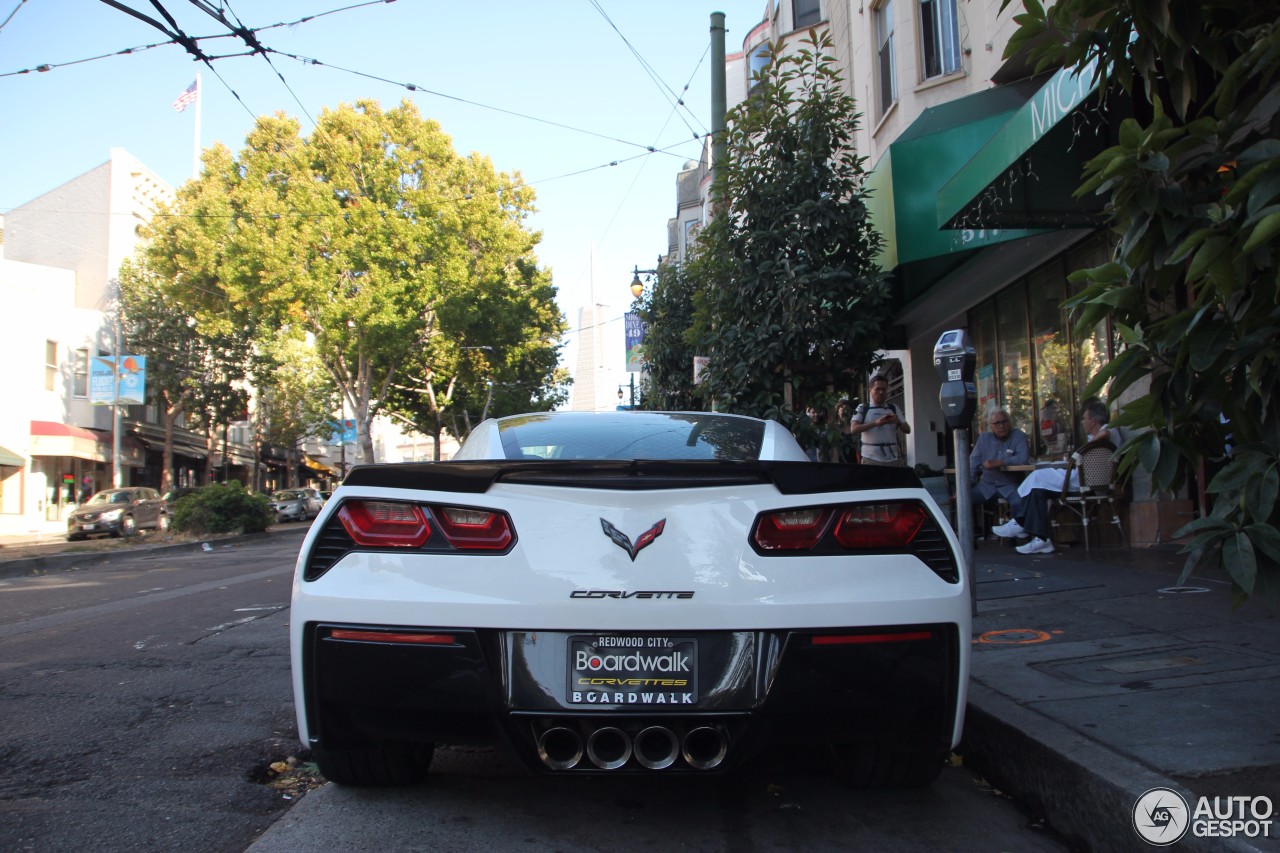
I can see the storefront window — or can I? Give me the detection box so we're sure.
[970,300,998,428]
[1030,264,1071,456]
[1067,238,1113,444]
[996,284,1032,437]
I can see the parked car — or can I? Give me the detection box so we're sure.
[269,488,324,523]
[67,487,169,540]
[163,486,201,507]
[290,411,970,787]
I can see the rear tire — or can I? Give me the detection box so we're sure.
[311,740,435,786]
[827,738,947,788]
[157,513,170,531]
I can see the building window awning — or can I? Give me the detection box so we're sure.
[864,77,1050,303]
[28,420,144,466]
[935,57,1109,230]
[0,445,24,467]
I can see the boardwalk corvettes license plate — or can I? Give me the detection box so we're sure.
[568,635,698,705]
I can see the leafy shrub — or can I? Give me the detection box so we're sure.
[172,482,273,535]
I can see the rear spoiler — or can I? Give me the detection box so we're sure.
[340,460,922,495]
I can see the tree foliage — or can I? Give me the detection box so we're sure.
[139,99,565,464]
[117,256,252,492]
[1003,0,1280,605]
[633,262,700,411]
[682,30,891,440]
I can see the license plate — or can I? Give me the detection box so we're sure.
[82,523,97,530]
[567,635,697,705]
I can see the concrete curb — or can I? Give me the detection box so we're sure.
[963,682,1263,853]
[0,527,308,580]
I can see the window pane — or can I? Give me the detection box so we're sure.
[919,0,961,79]
[794,0,821,28]
[1029,265,1071,456]
[73,348,89,398]
[996,285,1032,438]
[876,1,896,115]
[970,300,998,428]
[45,340,57,392]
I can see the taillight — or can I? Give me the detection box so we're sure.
[337,500,432,548]
[434,506,513,550]
[752,507,834,550]
[832,501,927,548]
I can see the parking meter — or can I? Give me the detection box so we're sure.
[934,330,977,429]
[933,329,977,616]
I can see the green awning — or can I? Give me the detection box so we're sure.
[936,57,1107,230]
[0,445,25,467]
[865,77,1049,303]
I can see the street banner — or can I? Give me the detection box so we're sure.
[328,419,357,445]
[89,355,147,405]
[624,312,647,373]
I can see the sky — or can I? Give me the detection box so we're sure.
[0,0,767,408]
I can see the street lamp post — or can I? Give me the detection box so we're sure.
[630,265,659,299]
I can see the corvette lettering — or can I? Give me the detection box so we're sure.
[570,590,694,599]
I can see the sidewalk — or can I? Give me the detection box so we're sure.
[3,527,1276,850]
[963,543,1280,851]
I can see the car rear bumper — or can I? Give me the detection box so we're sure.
[300,622,964,774]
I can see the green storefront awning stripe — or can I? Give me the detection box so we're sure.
[936,57,1101,229]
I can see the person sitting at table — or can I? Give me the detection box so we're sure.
[993,400,1120,554]
[970,408,1029,520]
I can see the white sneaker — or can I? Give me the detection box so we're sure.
[1016,537,1055,555]
[992,519,1026,539]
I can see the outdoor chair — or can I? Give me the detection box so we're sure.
[1051,438,1127,551]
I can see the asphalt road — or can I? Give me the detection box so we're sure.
[0,533,303,852]
[2,532,1071,852]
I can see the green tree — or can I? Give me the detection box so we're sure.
[143,99,564,466]
[254,331,339,486]
[633,262,700,410]
[117,256,251,492]
[1002,0,1280,604]
[689,30,892,444]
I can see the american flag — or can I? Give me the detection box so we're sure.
[172,81,198,112]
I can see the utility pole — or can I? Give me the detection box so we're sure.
[710,13,727,192]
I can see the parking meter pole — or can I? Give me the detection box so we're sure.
[953,428,976,616]
[933,329,979,618]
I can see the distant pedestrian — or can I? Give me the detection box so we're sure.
[79,474,93,503]
[850,375,910,466]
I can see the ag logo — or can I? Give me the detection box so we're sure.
[1133,787,1190,846]
[600,518,665,561]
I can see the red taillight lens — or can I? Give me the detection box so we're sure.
[337,500,432,548]
[434,506,513,550]
[752,507,834,550]
[832,501,927,548]
[329,629,457,645]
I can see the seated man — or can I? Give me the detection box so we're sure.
[994,400,1120,554]
[969,409,1029,522]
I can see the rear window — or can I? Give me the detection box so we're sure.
[496,413,764,461]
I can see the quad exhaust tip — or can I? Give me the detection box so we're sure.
[586,726,632,770]
[633,725,680,770]
[536,726,583,770]
[535,722,728,771]
[682,726,728,770]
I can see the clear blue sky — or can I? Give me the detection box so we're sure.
[1,0,765,403]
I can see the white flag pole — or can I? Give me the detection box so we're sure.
[192,72,202,180]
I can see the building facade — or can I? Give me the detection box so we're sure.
[674,0,1187,544]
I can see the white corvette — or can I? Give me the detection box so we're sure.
[290,411,969,786]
